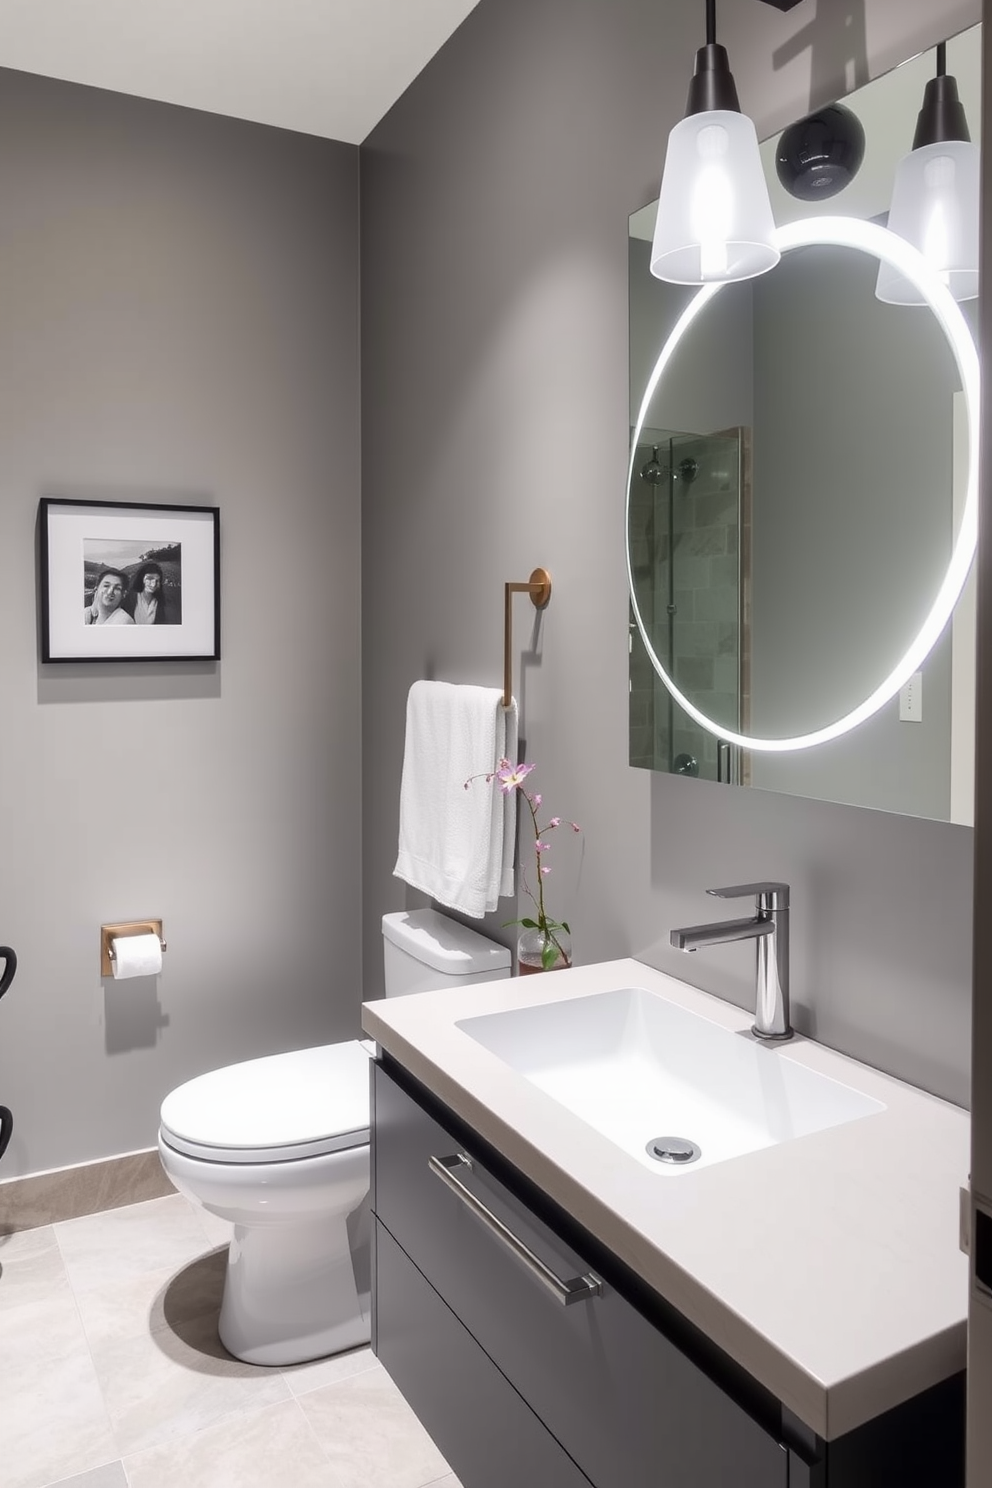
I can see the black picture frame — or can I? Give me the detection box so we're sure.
[39,497,221,663]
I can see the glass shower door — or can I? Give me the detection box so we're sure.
[628,427,750,783]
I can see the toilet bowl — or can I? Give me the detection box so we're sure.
[158,908,511,1366]
[159,1041,371,1366]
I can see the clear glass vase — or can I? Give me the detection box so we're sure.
[516,925,572,975]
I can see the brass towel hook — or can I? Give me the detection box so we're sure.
[504,568,552,708]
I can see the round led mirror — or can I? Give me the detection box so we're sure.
[626,215,979,754]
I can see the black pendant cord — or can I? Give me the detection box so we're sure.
[685,0,740,116]
[936,41,947,78]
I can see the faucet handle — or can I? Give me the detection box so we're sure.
[707,881,789,910]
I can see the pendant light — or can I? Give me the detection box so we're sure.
[650,0,779,285]
[876,42,979,305]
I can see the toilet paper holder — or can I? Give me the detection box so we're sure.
[100,920,167,977]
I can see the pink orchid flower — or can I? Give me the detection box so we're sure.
[465,759,581,971]
[496,760,535,794]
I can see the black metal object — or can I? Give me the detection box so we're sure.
[776,104,866,201]
[0,946,15,1003]
[685,43,742,116]
[681,1,741,118]
[685,0,808,119]
[912,44,971,147]
[0,946,16,1164]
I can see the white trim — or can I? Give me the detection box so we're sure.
[950,389,976,824]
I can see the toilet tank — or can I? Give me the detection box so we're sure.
[382,909,512,997]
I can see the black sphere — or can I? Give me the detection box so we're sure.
[775,104,866,201]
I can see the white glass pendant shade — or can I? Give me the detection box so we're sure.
[876,140,979,304]
[650,110,780,285]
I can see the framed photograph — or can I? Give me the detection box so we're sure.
[39,498,220,662]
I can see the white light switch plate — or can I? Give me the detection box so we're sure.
[899,671,923,722]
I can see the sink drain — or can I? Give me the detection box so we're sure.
[646,1136,701,1165]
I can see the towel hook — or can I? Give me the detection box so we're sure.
[504,568,552,708]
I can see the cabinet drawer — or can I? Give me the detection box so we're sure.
[375,1219,594,1488]
[373,1061,788,1488]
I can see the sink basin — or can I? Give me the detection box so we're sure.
[456,986,885,1173]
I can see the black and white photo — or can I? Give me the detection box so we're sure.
[40,498,219,661]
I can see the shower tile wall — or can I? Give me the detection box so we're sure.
[628,438,659,770]
[670,433,743,777]
[629,433,746,781]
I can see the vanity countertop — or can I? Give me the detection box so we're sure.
[362,958,969,1442]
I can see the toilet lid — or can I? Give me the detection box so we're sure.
[159,1042,370,1164]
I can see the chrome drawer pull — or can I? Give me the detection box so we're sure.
[428,1152,602,1307]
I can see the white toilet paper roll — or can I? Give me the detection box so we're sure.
[112,932,163,980]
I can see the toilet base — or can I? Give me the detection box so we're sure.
[219,1206,371,1367]
[158,1134,372,1369]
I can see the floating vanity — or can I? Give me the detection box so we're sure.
[363,959,969,1486]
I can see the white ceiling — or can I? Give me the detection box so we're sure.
[0,0,483,144]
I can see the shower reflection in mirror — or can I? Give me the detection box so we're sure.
[629,429,749,786]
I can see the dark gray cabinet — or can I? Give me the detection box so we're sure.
[373,1057,786,1487]
[371,1056,965,1488]
[376,1222,595,1487]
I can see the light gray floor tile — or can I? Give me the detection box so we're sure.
[0,1225,66,1311]
[0,1222,80,1372]
[297,1366,451,1488]
[55,1195,209,1288]
[0,1224,58,1262]
[44,1462,127,1488]
[5,1198,461,1488]
[3,1280,93,1370]
[71,1244,227,1352]
[281,1343,380,1398]
[122,1399,338,1488]
[0,1352,118,1488]
[89,1307,291,1456]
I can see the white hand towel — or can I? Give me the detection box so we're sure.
[394,682,518,918]
[498,700,518,901]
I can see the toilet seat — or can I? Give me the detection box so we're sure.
[159,1041,370,1164]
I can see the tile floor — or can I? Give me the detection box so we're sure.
[0,1193,462,1488]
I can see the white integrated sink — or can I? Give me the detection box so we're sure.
[456,985,885,1173]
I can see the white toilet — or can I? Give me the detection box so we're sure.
[158,908,511,1366]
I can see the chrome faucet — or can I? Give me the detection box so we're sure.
[669,882,792,1041]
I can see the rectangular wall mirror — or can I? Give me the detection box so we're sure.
[627,23,980,825]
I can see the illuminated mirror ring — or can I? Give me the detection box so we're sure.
[626,215,980,753]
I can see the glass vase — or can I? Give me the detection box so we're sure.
[516,925,572,976]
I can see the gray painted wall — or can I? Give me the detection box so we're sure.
[0,72,362,1177]
[361,0,978,1108]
